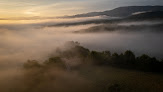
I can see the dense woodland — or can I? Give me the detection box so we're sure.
[24,41,163,73]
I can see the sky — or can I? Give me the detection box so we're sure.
[0,0,163,18]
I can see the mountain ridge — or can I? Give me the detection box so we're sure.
[63,6,163,18]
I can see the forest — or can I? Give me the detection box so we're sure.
[24,41,163,73]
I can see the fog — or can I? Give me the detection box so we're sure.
[0,18,163,92]
[0,19,163,67]
[0,16,109,24]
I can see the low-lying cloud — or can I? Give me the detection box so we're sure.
[0,18,163,92]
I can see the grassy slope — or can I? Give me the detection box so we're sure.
[77,65,163,92]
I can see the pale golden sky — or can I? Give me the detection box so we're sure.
[0,0,162,18]
[0,0,88,18]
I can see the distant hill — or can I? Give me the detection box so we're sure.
[76,23,163,33]
[64,6,163,18]
[125,11,163,20]
[48,11,163,27]
[47,7,163,27]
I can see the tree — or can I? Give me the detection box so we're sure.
[44,57,66,69]
[24,60,41,69]
[111,53,120,65]
[90,51,106,65]
[123,50,136,65]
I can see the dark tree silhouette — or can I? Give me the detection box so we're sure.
[24,41,163,73]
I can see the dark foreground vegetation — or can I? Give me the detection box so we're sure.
[19,41,163,92]
[25,41,163,73]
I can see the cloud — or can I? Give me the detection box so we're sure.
[0,16,163,92]
[0,0,87,17]
[1,0,163,18]
[23,2,86,17]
